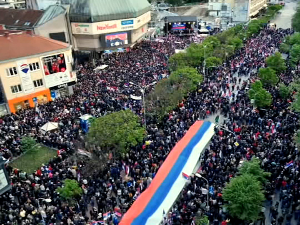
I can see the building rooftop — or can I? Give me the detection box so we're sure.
[36,5,66,26]
[68,0,151,23]
[0,31,70,62]
[0,8,43,29]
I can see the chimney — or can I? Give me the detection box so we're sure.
[4,31,9,38]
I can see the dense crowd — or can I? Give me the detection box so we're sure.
[0,26,299,225]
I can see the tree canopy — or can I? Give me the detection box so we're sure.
[57,179,83,205]
[258,67,278,86]
[87,110,146,156]
[205,56,222,68]
[249,81,273,108]
[239,158,270,184]
[292,3,300,32]
[279,83,291,99]
[266,52,286,74]
[169,66,203,94]
[290,44,300,67]
[168,52,188,71]
[222,174,265,222]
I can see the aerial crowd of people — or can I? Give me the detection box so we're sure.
[0,26,299,225]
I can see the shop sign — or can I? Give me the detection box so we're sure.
[96,23,117,31]
[57,83,68,89]
[121,20,134,26]
[72,23,92,34]
[17,60,34,94]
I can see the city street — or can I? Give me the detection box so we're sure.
[271,0,297,29]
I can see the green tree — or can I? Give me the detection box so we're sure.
[290,44,300,67]
[146,79,183,120]
[258,67,278,86]
[202,36,221,48]
[168,52,188,71]
[195,215,209,225]
[266,52,286,74]
[292,4,300,32]
[57,179,83,205]
[279,83,290,99]
[227,37,243,50]
[249,81,273,108]
[21,136,37,153]
[186,43,205,67]
[222,174,265,222]
[87,110,146,156]
[169,66,203,93]
[205,56,222,68]
[239,158,270,184]
[279,43,290,54]
[289,32,300,45]
[291,92,300,112]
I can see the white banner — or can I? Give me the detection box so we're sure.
[17,60,34,93]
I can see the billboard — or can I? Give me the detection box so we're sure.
[172,24,186,30]
[105,32,128,47]
[41,53,70,88]
[17,60,34,93]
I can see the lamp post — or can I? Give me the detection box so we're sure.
[195,173,210,211]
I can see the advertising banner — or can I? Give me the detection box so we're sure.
[41,53,70,88]
[105,32,128,47]
[17,60,35,93]
[71,11,151,35]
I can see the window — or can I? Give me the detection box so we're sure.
[6,67,18,76]
[11,84,22,94]
[33,79,43,88]
[29,62,40,72]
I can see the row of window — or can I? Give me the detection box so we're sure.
[10,79,44,94]
[6,62,40,77]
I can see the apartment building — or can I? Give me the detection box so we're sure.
[0,30,76,114]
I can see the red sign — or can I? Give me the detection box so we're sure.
[0,25,4,30]
[97,24,117,31]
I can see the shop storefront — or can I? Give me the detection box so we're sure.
[50,81,76,100]
[7,89,51,113]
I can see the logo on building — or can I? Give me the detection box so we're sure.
[121,20,134,26]
[20,64,29,74]
[97,24,117,31]
[74,24,90,28]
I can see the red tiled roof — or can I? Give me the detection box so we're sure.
[0,8,43,28]
[0,32,70,62]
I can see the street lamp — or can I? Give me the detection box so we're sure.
[195,173,210,211]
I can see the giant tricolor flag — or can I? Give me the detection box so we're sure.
[120,121,215,225]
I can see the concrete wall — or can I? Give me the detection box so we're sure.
[35,13,70,43]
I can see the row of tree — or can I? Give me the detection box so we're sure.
[248,52,287,108]
[292,1,300,32]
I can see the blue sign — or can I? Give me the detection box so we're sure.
[121,20,134,26]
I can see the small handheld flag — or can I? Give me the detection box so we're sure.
[182,172,190,180]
